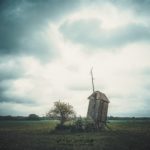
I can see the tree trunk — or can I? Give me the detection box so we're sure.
[60,114,65,126]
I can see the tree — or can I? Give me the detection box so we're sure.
[28,114,39,120]
[47,101,75,126]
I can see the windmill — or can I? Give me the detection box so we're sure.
[87,68,110,129]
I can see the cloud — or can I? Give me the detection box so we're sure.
[86,0,150,17]
[0,80,35,104]
[112,0,150,16]
[0,102,45,116]
[0,0,81,60]
[0,0,150,117]
[60,19,150,49]
[0,56,25,81]
[0,56,40,105]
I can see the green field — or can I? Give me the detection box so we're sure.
[0,120,150,150]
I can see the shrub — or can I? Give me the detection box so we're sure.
[71,117,96,132]
[53,117,96,133]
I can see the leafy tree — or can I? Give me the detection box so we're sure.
[28,114,39,120]
[47,101,75,126]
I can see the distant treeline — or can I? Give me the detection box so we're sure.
[108,116,150,120]
[0,114,47,121]
[0,115,150,121]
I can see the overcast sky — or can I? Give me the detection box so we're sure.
[0,0,150,117]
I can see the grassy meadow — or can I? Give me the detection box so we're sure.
[0,120,150,150]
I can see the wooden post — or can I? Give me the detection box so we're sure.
[91,67,95,93]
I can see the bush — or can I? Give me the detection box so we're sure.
[73,117,84,131]
[53,117,97,133]
[84,118,96,131]
[71,117,96,132]
[55,124,72,131]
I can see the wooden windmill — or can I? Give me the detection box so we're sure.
[87,68,110,128]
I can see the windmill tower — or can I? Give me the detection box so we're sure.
[87,68,110,128]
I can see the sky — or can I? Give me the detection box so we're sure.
[0,0,150,117]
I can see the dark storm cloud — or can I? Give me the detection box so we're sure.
[0,0,81,60]
[0,0,82,114]
[0,81,34,104]
[0,61,23,81]
[0,91,34,104]
[60,20,150,49]
[0,69,21,81]
[0,56,30,105]
[0,107,19,116]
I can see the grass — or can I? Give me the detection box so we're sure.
[0,120,150,150]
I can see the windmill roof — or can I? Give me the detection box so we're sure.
[88,91,110,103]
